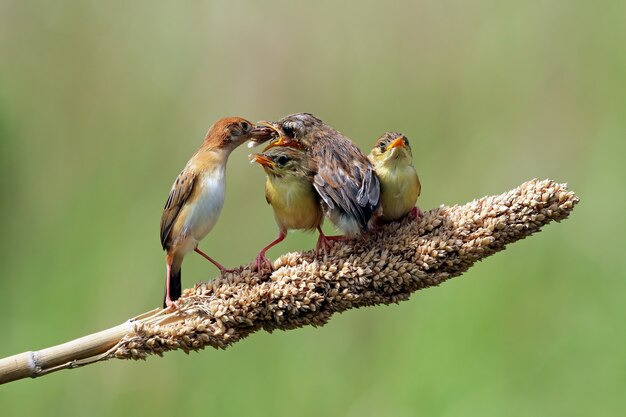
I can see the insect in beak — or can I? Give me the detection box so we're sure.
[247,121,280,148]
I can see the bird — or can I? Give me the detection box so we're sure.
[368,132,422,222]
[250,146,325,272]
[253,113,381,248]
[160,117,268,307]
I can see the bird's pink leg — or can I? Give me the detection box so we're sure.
[255,231,286,273]
[409,206,424,222]
[194,248,235,275]
[164,263,174,308]
[316,226,346,255]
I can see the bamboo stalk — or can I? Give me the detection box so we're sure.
[0,322,132,383]
[0,179,579,385]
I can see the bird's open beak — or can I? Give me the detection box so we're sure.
[263,136,304,152]
[263,136,289,151]
[251,121,304,152]
[386,136,407,151]
[250,153,275,168]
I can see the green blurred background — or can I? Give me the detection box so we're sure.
[1,0,624,415]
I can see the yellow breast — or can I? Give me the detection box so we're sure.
[265,175,323,232]
[376,164,421,222]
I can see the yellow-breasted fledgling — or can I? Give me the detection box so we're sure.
[250,146,325,272]
[368,132,422,223]
[160,117,268,307]
[250,113,381,248]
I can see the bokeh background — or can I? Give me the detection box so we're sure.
[1,1,624,415]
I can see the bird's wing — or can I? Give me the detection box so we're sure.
[311,136,380,230]
[160,167,197,249]
[416,172,422,197]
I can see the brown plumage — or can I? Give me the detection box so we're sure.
[160,117,267,307]
[257,113,381,240]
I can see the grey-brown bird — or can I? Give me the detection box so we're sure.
[160,117,267,307]
[368,132,422,222]
[251,113,381,247]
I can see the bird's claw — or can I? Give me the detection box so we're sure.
[409,206,424,222]
[315,234,346,256]
[164,298,181,310]
[316,235,334,256]
[254,254,273,274]
[218,267,237,276]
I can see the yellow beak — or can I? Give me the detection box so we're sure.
[386,137,407,151]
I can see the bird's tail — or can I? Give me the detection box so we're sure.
[163,263,182,308]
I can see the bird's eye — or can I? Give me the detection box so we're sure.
[379,143,386,152]
[240,121,250,132]
[276,156,289,166]
[282,121,298,137]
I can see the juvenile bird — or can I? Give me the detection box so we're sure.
[253,113,381,247]
[368,132,422,222]
[250,146,325,272]
[160,117,266,307]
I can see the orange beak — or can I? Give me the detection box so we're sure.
[251,153,275,168]
[386,136,407,151]
[263,136,305,152]
[257,121,305,151]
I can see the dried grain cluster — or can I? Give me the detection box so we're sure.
[113,179,578,360]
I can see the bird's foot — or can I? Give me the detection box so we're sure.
[218,266,237,276]
[409,206,424,222]
[163,297,181,310]
[315,235,332,255]
[315,234,346,256]
[254,253,273,274]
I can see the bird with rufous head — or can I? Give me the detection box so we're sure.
[160,117,268,307]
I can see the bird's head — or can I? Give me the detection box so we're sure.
[276,113,323,141]
[250,147,311,179]
[204,117,273,153]
[369,132,414,167]
[250,113,323,152]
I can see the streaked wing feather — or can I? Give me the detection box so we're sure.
[311,136,380,230]
[357,165,378,206]
[160,169,196,249]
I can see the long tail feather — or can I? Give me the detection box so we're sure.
[163,264,182,308]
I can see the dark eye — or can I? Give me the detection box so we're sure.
[276,156,289,166]
[240,121,250,132]
[282,122,298,137]
[379,143,386,152]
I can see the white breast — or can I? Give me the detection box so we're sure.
[183,166,226,242]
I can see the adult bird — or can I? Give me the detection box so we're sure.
[160,117,267,307]
[253,113,381,248]
[250,146,325,272]
[368,132,422,222]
